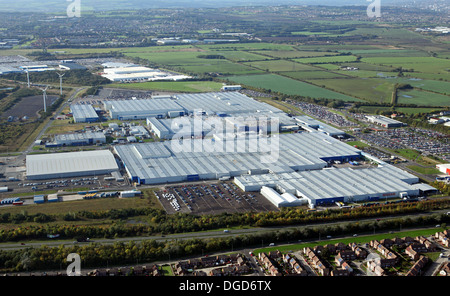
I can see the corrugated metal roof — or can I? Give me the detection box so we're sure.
[26,150,118,178]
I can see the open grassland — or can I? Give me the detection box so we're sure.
[252,50,340,59]
[337,49,431,58]
[0,196,153,217]
[243,59,318,72]
[180,61,263,75]
[398,89,450,107]
[282,70,349,80]
[305,78,395,103]
[226,73,361,102]
[294,55,359,64]
[109,80,223,93]
[197,42,296,51]
[252,228,442,255]
[357,105,443,115]
[361,56,450,74]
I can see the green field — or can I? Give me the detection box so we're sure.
[362,56,450,74]
[305,78,396,103]
[294,55,359,64]
[252,50,340,59]
[109,81,223,92]
[226,73,361,101]
[338,49,430,58]
[397,79,450,95]
[243,59,318,72]
[406,165,441,175]
[358,105,443,115]
[282,70,349,80]
[398,89,450,107]
[180,61,264,75]
[252,227,442,255]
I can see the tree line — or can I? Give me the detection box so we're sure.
[0,211,449,273]
[0,198,449,243]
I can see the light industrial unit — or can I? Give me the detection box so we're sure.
[46,131,106,147]
[70,104,99,123]
[26,150,119,180]
[365,115,405,128]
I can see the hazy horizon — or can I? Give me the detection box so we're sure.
[0,0,435,13]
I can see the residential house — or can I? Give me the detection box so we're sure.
[331,269,349,276]
[335,242,347,252]
[370,240,381,249]
[406,256,428,276]
[402,237,416,246]
[423,240,436,252]
[439,262,450,276]
[201,256,217,268]
[380,238,393,248]
[405,245,419,261]
[409,242,428,253]
[341,261,353,274]
[325,244,336,254]
[338,250,356,261]
[349,242,368,259]
[269,250,282,259]
[367,260,385,276]
[313,245,324,254]
[391,237,405,247]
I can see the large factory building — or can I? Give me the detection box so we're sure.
[26,150,119,180]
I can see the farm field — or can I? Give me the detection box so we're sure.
[337,49,431,58]
[225,73,361,102]
[252,50,340,59]
[243,59,319,72]
[397,89,450,107]
[305,78,395,103]
[357,105,442,115]
[294,55,359,64]
[109,80,223,93]
[361,56,450,74]
[281,70,349,80]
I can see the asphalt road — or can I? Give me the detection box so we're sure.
[2,208,448,251]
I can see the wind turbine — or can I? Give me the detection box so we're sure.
[25,69,30,88]
[56,72,65,96]
[39,85,49,113]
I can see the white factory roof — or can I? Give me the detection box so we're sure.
[114,132,360,184]
[105,98,185,119]
[101,66,191,81]
[70,104,99,120]
[235,165,423,205]
[54,132,105,142]
[366,115,404,126]
[294,115,346,136]
[174,92,284,116]
[105,92,286,120]
[26,150,118,179]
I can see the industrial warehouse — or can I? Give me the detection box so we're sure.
[103,92,284,120]
[70,104,100,123]
[26,150,119,180]
[23,92,436,209]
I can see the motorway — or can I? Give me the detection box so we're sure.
[1,208,448,251]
